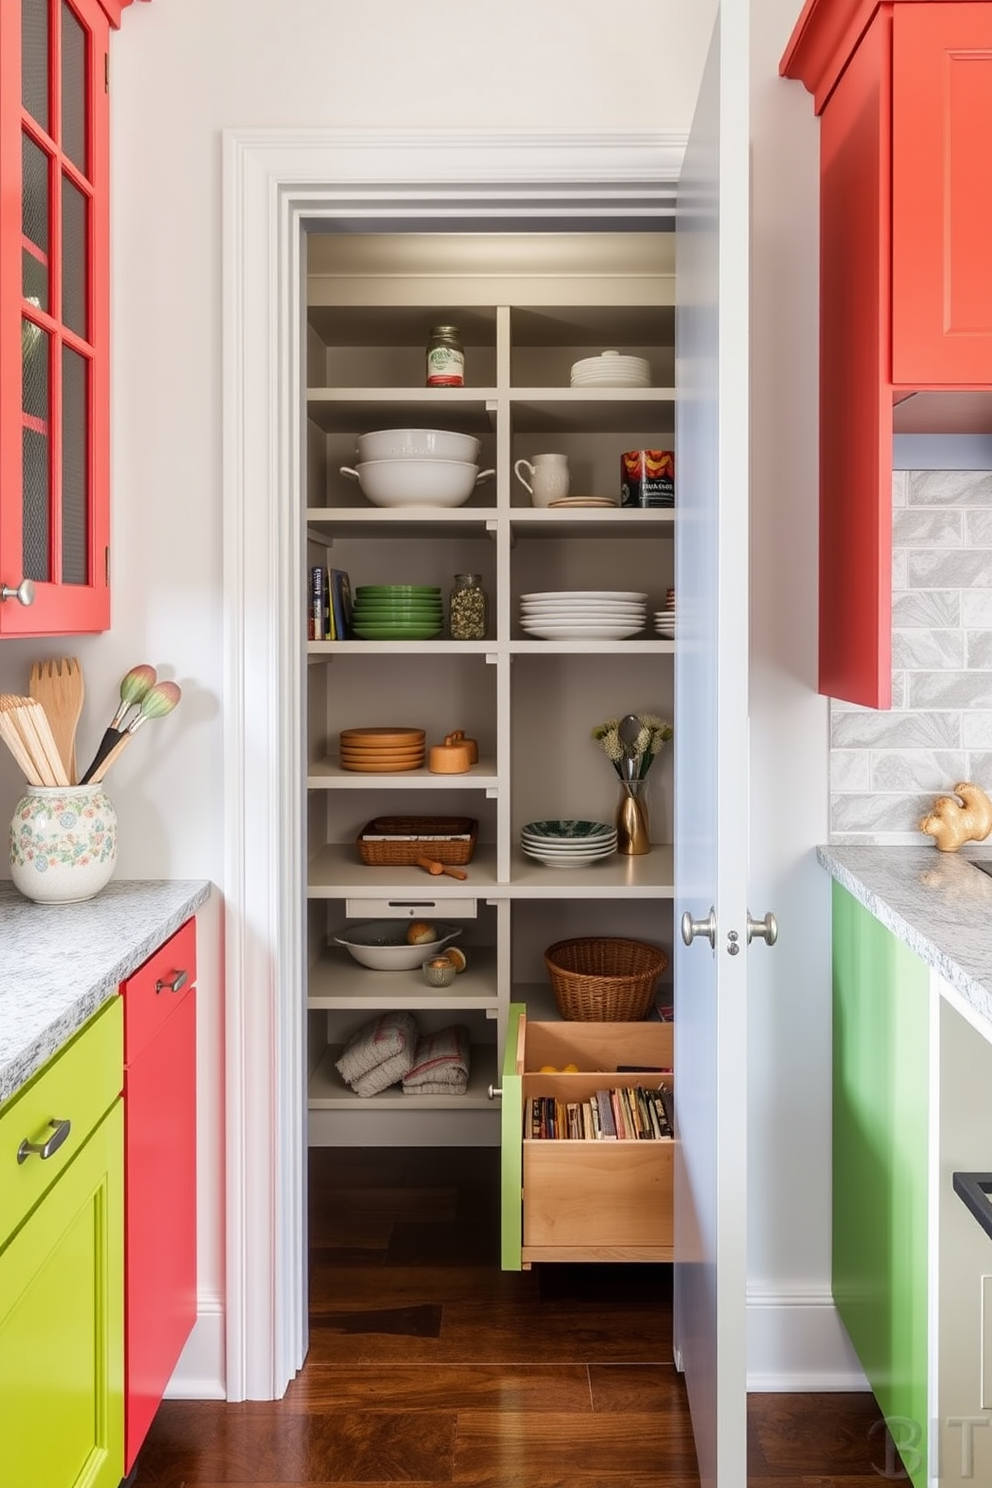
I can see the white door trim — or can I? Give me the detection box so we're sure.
[220,127,685,1401]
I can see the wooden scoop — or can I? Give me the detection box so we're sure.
[416,855,468,881]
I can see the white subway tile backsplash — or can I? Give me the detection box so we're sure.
[829,471,992,843]
[892,509,962,546]
[869,750,967,793]
[906,549,992,588]
[891,591,960,627]
[908,471,992,506]
[963,713,992,749]
[892,629,964,669]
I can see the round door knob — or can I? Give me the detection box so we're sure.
[746,912,778,946]
[0,578,35,606]
[681,908,717,948]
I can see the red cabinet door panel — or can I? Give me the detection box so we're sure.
[893,3,992,387]
[123,985,196,1473]
[122,917,196,1065]
[818,11,893,708]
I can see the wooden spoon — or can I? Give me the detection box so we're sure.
[416,855,468,881]
[29,656,84,784]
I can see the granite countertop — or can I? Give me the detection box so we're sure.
[817,844,992,1033]
[0,878,211,1105]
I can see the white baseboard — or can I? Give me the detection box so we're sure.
[165,1292,226,1400]
[747,1286,869,1391]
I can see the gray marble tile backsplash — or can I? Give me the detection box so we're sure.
[829,469,992,844]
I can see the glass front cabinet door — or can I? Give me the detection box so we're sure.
[0,0,125,636]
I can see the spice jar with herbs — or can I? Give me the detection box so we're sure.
[448,573,488,639]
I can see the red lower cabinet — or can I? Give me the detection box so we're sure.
[121,918,197,1473]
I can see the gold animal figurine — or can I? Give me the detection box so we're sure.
[919,781,992,852]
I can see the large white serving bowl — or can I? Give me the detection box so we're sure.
[355,428,482,463]
[341,459,494,508]
[332,920,463,970]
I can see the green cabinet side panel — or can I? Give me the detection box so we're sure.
[0,1101,124,1488]
[832,882,928,1488]
[500,1004,523,1271]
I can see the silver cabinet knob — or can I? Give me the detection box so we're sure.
[487,1085,502,1100]
[681,908,717,948]
[18,1117,71,1164]
[155,968,189,994]
[746,912,778,946]
[0,579,35,606]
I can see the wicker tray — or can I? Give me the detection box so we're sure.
[356,815,479,867]
[543,936,668,1021]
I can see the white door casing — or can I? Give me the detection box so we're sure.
[221,129,686,1402]
[673,5,751,1487]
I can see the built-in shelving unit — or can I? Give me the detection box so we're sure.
[304,232,676,1154]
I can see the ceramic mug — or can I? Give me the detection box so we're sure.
[514,453,570,508]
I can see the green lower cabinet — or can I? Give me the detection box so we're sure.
[832,882,929,1488]
[0,1100,124,1488]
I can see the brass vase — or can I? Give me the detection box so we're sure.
[616,778,650,855]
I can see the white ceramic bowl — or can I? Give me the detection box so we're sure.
[340,459,495,508]
[332,920,463,970]
[355,428,482,463]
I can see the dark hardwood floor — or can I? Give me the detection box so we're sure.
[135,1147,893,1487]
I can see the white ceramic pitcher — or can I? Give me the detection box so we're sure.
[514,453,570,508]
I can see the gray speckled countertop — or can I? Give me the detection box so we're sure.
[0,878,211,1105]
[817,844,992,1033]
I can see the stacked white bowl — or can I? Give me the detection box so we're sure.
[341,428,493,508]
[520,590,648,640]
[570,351,651,388]
[520,819,618,867]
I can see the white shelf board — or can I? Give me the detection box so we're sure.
[306,387,497,434]
[308,757,498,789]
[307,945,498,1011]
[510,844,674,897]
[507,509,675,538]
[307,639,497,657]
[306,842,673,897]
[306,507,498,542]
[309,1042,498,1110]
[508,639,675,655]
[307,842,498,896]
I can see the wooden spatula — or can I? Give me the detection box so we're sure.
[29,657,84,784]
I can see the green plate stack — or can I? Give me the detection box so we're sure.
[351,585,443,640]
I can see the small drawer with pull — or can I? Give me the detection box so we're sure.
[0,995,122,1245]
[122,918,197,1065]
[345,897,478,920]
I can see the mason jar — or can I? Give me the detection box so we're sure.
[448,573,488,639]
[426,324,465,387]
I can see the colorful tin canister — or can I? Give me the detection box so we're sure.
[620,449,675,508]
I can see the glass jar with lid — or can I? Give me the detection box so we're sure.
[426,324,465,387]
[448,574,488,639]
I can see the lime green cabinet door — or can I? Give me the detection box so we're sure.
[832,882,929,1488]
[0,1101,124,1488]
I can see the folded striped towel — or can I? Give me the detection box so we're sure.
[402,1024,471,1095]
[336,1011,418,1097]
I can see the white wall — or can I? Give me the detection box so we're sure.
[0,0,855,1392]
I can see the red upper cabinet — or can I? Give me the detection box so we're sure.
[0,0,144,638]
[892,6,992,386]
[782,0,992,709]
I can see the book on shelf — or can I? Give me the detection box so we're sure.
[330,568,353,640]
[522,1087,672,1141]
[308,566,331,640]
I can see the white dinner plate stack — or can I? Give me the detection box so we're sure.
[521,819,618,868]
[654,587,676,638]
[520,590,648,641]
[570,350,651,388]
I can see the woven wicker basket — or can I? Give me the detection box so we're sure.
[543,936,668,1022]
[356,815,478,867]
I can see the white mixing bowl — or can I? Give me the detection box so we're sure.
[355,428,482,463]
[340,459,494,508]
[332,920,463,970]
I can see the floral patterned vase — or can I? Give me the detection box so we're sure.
[9,785,118,904]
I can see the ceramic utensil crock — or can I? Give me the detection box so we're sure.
[9,784,117,903]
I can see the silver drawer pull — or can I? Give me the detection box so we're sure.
[488,1085,502,1100]
[17,1118,72,1165]
[155,968,189,994]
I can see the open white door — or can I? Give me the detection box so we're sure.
[673,2,752,1485]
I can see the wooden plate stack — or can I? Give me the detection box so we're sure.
[339,726,425,772]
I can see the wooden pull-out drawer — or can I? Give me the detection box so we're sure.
[0,997,122,1245]
[122,918,196,1065]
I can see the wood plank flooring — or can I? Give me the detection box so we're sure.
[135,1147,894,1487]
